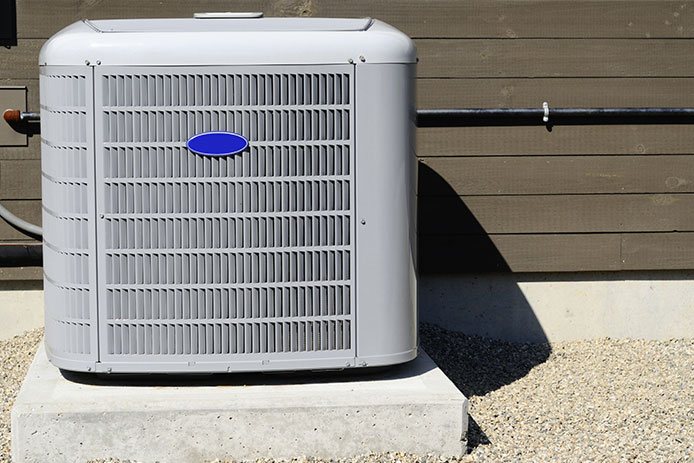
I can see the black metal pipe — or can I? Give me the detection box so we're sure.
[9,107,694,127]
[18,111,40,122]
[415,108,694,127]
[0,244,42,267]
[9,107,694,126]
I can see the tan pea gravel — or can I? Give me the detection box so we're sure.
[2,325,692,463]
[421,324,693,463]
[0,328,43,463]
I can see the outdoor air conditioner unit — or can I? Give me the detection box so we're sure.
[40,15,417,374]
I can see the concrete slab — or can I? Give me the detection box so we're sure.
[12,343,468,463]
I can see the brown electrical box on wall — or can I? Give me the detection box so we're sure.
[0,87,27,146]
[0,0,17,47]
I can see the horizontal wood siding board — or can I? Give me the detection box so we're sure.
[417,125,694,156]
[0,160,41,199]
[418,194,694,234]
[17,0,282,39]
[419,233,623,273]
[415,39,694,78]
[0,139,40,161]
[9,73,694,115]
[0,40,42,80]
[7,39,694,80]
[0,266,42,280]
[417,78,694,109]
[421,232,694,273]
[419,156,694,196]
[16,1,694,39]
[621,232,694,270]
[0,200,41,242]
[2,230,693,274]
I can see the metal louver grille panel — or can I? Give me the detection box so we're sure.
[40,67,95,357]
[94,66,355,364]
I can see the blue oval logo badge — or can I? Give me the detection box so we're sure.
[186,132,249,157]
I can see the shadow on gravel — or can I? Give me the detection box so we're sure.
[420,323,551,400]
[420,323,551,451]
[417,162,553,451]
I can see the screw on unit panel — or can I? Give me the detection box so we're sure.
[96,60,101,65]
[348,58,354,64]
[360,219,366,225]
[106,368,112,373]
[84,60,90,65]
[359,55,366,62]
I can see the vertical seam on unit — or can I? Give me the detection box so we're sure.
[351,62,358,363]
[90,65,101,365]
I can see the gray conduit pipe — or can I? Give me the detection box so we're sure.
[1,109,42,240]
[0,202,42,239]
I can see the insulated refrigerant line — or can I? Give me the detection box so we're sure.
[1,110,43,240]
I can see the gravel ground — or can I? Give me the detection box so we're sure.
[1,325,692,463]
[421,325,693,462]
[0,328,42,463]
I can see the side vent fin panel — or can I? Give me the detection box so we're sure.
[41,67,96,360]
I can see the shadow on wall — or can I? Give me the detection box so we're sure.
[417,162,552,450]
[416,161,550,342]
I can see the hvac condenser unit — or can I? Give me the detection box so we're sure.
[40,15,417,373]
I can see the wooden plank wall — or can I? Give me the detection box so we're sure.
[2,0,694,278]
